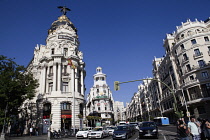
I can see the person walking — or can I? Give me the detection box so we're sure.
[203,119,210,140]
[29,127,33,137]
[178,120,190,140]
[188,116,200,140]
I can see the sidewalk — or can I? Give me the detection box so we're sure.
[5,135,77,140]
[5,135,48,140]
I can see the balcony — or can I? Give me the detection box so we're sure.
[93,95,109,100]
[62,73,69,76]
[193,52,203,59]
[182,57,189,65]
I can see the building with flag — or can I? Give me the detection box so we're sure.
[23,6,86,133]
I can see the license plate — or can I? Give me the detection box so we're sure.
[145,134,152,136]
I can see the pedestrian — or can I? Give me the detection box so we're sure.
[35,127,38,136]
[178,120,189,140]
[188,116,200,140]
[203,119,210,140]
[29,127,33,137]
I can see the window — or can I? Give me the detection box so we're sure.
[49,66,53,74]
[180,44,185,50]
[105,107,107,110]
[189,75,194,80]
[204,36,209,42]
[62,82,69,92]
[63,65,67,73]
[61,102,71,110]
[191,39,197,45]
[198,60,206,67]
[51,48,55,54]
[201,71,209,78]
[183,53,188,61]
[64,48,68,56]
[194,49,201,57]
[49,83,53,92]
[186,64,191,72]
[98,107,100,111]
[208,46,210,51]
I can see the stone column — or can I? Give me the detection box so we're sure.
[75,68,78,93]
[57,63,61,91]
[71,68,75,130]
[46,66,50,93]
[51,99,61,131]
[80,70,84,95]
[42,65,46,93]
[53,63,57,91]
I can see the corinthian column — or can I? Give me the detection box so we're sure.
[57,63,61,91]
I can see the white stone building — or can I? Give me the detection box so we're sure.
[86,67,114,125]
[113,101,125,122]
[126,17,210,123]
[25,7,86,133]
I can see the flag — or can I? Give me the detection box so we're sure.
[68,59,76,69]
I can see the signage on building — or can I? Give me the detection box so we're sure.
[58,35,74,41]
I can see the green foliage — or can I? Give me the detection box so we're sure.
[175,111,184,118]
[0,55,39,125]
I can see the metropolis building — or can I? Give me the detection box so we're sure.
[24,7,86,133]
[86,67,114,125]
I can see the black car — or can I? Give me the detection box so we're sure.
[139,121,158,139]
[112,125,132,140]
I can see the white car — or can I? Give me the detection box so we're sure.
[76,127,92,139]
[107,126,117,135]
[88,127,109,139]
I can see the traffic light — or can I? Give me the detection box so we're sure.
[114,81,120,91]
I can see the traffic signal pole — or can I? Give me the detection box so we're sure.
[114,78,184,118]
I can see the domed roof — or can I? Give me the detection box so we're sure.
[48,14,77,34]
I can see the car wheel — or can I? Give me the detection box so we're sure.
[125,135,128,139]
[139,135,142,139]
[101,134,104,139]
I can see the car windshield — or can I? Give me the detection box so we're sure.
[80,128,90,131]
[140,122,155,127]
[93,128,103,131]
[107,127,116,130]
[116,126,128,131]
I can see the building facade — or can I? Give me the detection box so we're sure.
[24,7,86,133]
[127,18,210,122]
[86,67,114,125]
[113,101,125,123]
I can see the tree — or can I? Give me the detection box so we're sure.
[0,55,39,126]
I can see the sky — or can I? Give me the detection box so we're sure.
[1,0,210,105]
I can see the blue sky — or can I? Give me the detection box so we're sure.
[1,0,210,105]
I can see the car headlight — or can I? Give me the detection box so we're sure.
[152,129,157,132]
[139,130,143,132]
[122,133,126,136]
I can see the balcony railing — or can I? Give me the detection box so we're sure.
[193,52,203,59]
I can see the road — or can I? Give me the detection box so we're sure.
[6,125,180,140]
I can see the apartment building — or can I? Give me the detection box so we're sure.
[127,18,210,122]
